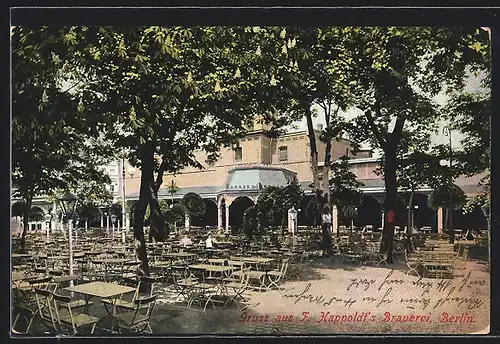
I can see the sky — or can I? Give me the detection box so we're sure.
[289,73,489,158]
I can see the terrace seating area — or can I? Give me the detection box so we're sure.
[11,228,317,335]
[11,226,488,335]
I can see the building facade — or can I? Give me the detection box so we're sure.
[12,120,488,234]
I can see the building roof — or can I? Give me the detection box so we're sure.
[226,165,296,190]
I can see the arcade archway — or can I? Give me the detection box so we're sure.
[191,199,217,227]
[229,196,254,233]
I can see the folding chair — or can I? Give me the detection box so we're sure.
[102,276,155,313]
[287,252,309,280]
[12,276,53,334]
[267,258,290,292]
[34,288,59,334]
[115,295,158,334]
[223,268,251,311]
[53,293,100,335]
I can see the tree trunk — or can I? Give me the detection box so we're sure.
[407,190,414,236]
[305,105,331,256]
[133,143,155,278]
[381,147,397,264]
[20,195,33,250]
[149,159,169,241]
[305,107,321,193]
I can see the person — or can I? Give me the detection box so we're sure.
[322,206,332,235]
[205,233,217,249]
[179,234,193,247]
[321,206,333,256]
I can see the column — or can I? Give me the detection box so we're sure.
[100,214,104,228]
[225,204,230,233]
[185,213,190,231]
[437,208,444,233]
[381,211,385,229]
[217,205,223,231]
[331,205,338,234]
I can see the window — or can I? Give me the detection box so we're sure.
[207,161,215,169]
[278,146,288,161]
[345,148,349,158]
[110,184,115,193]
[234,147,242,161]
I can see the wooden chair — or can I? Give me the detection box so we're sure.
[52,293,100,335]
[102,276,155,312]
[115,295,158,334]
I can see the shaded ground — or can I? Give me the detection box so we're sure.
[16,256,490,336]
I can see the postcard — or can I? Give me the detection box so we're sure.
[10,9,491,336]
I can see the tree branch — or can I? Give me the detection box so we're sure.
[364,108,386,150]
[388,115,406,148]
[153,158,167,194]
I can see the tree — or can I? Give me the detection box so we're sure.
[166,180,180,206]
[78,203,101,226]
[181,192,206,230]
[242,205,259,239]
[338,27,489,263]
[342,205,358,232]
[164,204,185,233]
[428,184,467,242]
[12,201,26,218]
[249,27,355,234]
[11,27,115,248]
[329,156,364,236]
[58,26,277,277]
[257,181,304,234]
[29,207,45,222]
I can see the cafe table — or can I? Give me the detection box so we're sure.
[65,281,136,333]
[186,264,232,309]
[91,258,132,282]
[232,257,275,272]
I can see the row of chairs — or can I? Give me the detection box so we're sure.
[12,274,157,335]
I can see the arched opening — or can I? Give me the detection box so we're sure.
[12,201,26,218]
[229,196,254,233]
[352,195,382,228]
[30,206,45,221]
[408,193,436,231]
[299,194,318,227]
[192,199,217,227]
[453,206,488,230]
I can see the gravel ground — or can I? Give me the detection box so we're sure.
[17,257,490,336]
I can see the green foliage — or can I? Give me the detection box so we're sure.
[166,181,180,198]
[181,192,206,218]
[110,202,123,218]
[12,201,26,217]
[427,184,467,211]
[74,179,114,207]
[242,205,259,239]
[12,26,116,248]
[329,156,364,209]
[341,205,358,222]
[78,203,101,222]
[257,180,304,228]
[164,204,185,227]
